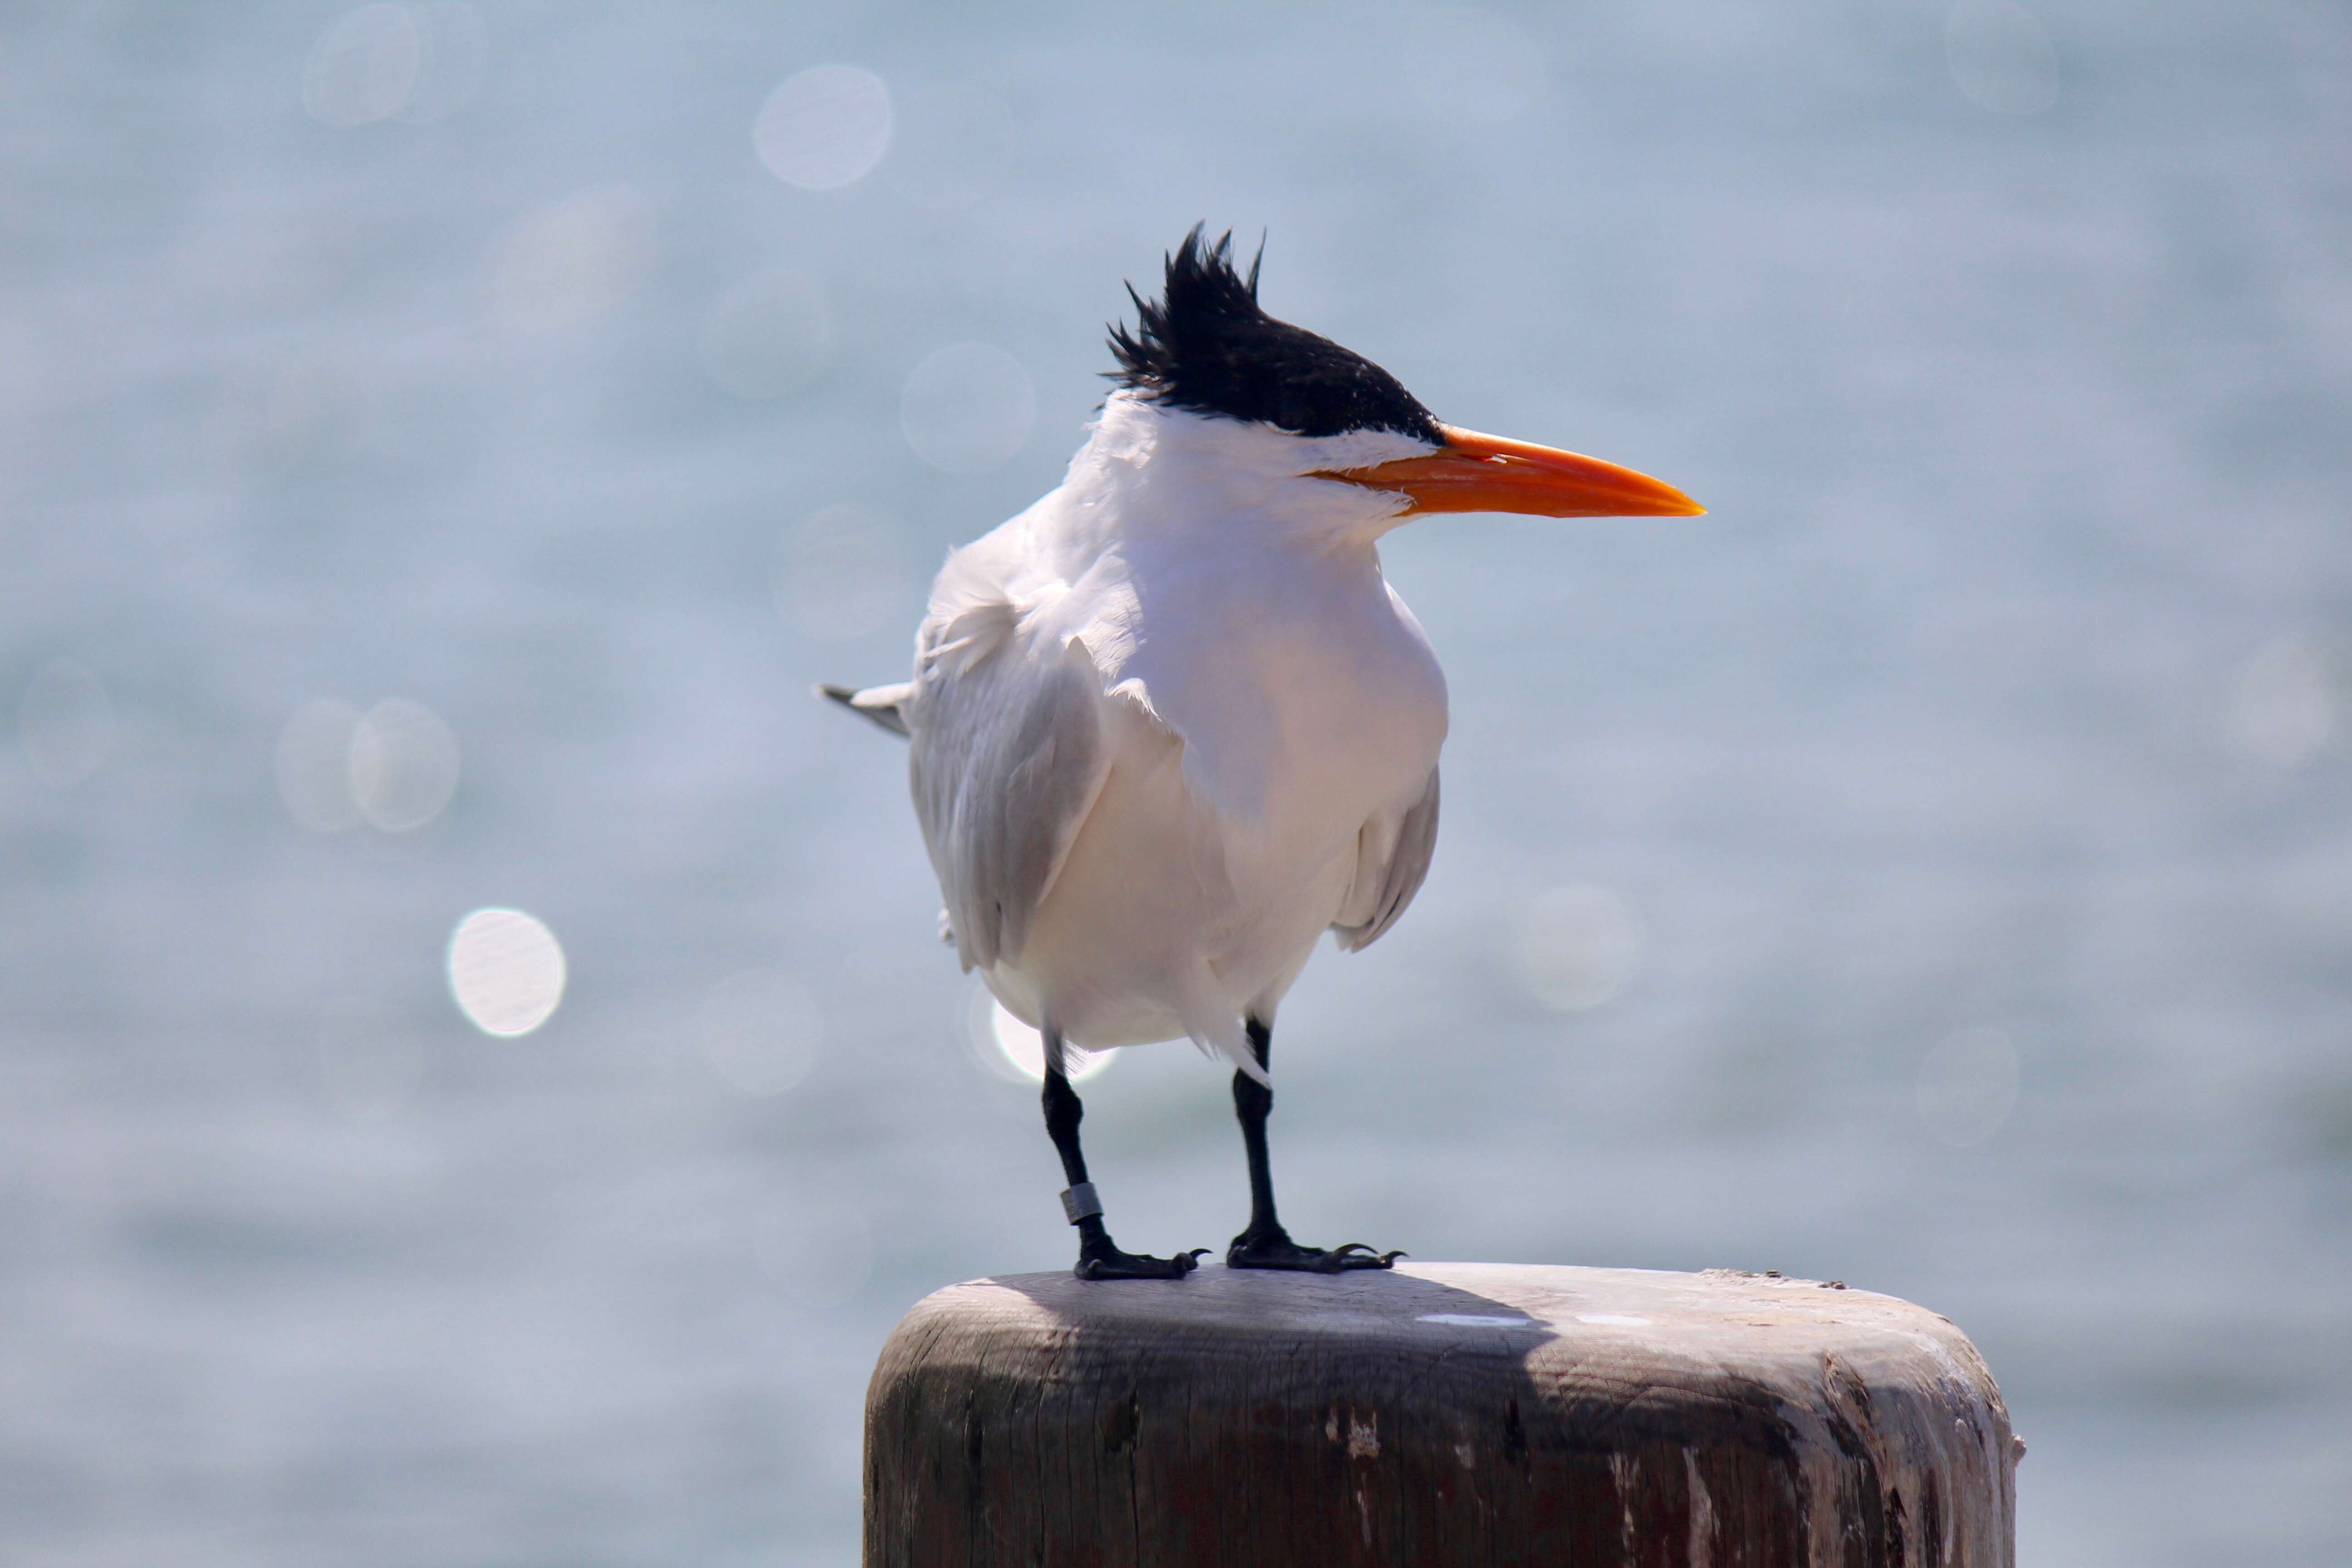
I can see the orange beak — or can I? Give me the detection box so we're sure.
[1319,425,1704,519]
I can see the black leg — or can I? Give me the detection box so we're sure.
[1041,1028,1202,1281]
[1225,1017,1402,1273]
[1233,1019,1281,1235]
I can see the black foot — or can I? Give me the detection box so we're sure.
[1076,1240,1208,1281]
[1226,1225,1404,1273]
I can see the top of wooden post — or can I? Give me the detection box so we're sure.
[867,1261,2016,1567]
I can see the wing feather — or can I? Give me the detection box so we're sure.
[908,612,1110,973]
[817,681,912,737]
[1331,766,1440,953]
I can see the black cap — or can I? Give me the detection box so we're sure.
[1107,226,1442,444]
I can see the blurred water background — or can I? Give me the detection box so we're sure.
[4,2,2349,1563]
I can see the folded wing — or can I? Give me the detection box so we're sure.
[909,598,1112,974]
[817,681,913,737]
[1330,766,1440,953]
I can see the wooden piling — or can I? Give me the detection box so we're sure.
[865,1261,2015,1566]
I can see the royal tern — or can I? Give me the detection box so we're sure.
[825,228,1700,1279]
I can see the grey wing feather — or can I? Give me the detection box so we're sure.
[908,632,1109,973]
[1332,766,1441,953]
[817,682,912,738]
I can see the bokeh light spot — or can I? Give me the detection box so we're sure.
[19,657,117,787]
[778,503,907,642]
[698,969,820,1098]
[967,983,1111,1084]
[754,65,892,191]
[302,5,421,127]
[489,189,654,336]
[698,270,833,399]
[1509,884,1645,1012]
[351,698,460,832]
[1915,1026,2019,1147]
[901,343,1034,475]
[275,699,363,832]
[447,908,566,1037]
[395,4,489,124]
[1945,0,2060,116]
[2230,637,2337,767]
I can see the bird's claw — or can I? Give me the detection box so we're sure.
[1325,1243,1408,1270]
[1314,1242,1405,1272]
[1227,1228,1404,1272]
[1075,1243,1205,1281]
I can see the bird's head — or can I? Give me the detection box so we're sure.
[1104,227,1702,536]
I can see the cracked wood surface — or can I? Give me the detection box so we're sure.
[865,1262,2015,1567]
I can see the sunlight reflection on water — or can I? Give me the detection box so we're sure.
[303,3,487,126]
[900,343,1034,475]
[967,982,1112,1085]
[755,65,892,191]
[1916,1026,2020,1147]
[698,969,820,1098]
[2231,637,2338,768]
[489,189,654,337]
[302,5,419,127]
[350,699,460,833]
[1509,884,1646,1013]
[448,908,566,1038]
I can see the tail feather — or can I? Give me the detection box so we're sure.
[1176,966,1270,1087]
[816,681,912,739]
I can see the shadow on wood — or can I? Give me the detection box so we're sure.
[865,1262,2015,1566]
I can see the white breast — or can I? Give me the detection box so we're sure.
[1008,566,1444,1050]
[912,395,1450,1072]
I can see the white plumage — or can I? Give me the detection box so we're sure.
[870,391,1447,1084]
[824,228,1696,1277]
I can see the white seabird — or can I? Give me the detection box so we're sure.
[825,228,1701,1279]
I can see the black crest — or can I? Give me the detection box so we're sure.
[1107,226,1442,443]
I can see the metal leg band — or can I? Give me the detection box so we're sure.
[1060,1182,1103,1224]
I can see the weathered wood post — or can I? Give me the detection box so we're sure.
[865,1262,2015,1566]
